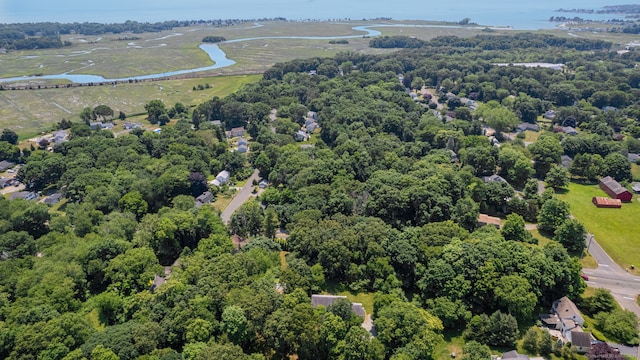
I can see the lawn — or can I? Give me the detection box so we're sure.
[556,182,640,273]
[0,74,259,135]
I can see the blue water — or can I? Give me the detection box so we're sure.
[0,0,631,30]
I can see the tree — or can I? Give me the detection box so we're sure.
[145,100,167,124]
[594,308,640,345]
[0,129,18,145]
[105,247,162,295]
[522,327,539,354]
[529,135,562,177]
[480,106,519,140]
[587,342,624,360]
[119,191,148,220]
[501,214,532,243]
[461,146,496,176]
[545,164,570,191]
[539,331,553,356]
[462,341,491,360]
[537,197,570,234]
[221,305,248,345]
[93,105,114,120]
[554,219,586,253]
[229,200,264,238]
[453,197,480,231]
[494,275,537,320]
[338,326,385,360]
[604,153,631,182]
[582,289,616,315]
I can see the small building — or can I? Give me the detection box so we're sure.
[562,126,579,136]
[237,144,248,153]
[482,174,507,183]
[599,176,633,202]
[592,197,622,208]
[195,191,214,207]
[50,130,69,144]
[628,153,640,163]
[306,122,318,133]
[632,182,640,193]
[259,179,269,189]
[229,127,245,138]
[515,123,540,132]
[478,214,501,228]
[238,137,248,146]
[544,110,556,120]
[501,350,529,360]
[215,170,231,185]
[211,120,222,127]
[307,111,317,120]
[311,294,365,318]
[570,331,592,354]
[561,155,573,169]
[0,160,16,172]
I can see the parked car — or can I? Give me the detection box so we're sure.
[580,273,589,281]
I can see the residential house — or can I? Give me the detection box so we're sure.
[311,294,366,318]
[306,122,318,133]
[10,191,38,201]
[123,122,142,130]
[50,130,69,144]
[237,144,248,153]
[478,214,501,228]
[592,197,622,208]
[570,331,592,354]
[259,179,269,189]
[307,111,317,120]
[215,171,231,185]
[44,193,64,205]
[238,138,248,146]
[560,126,579,136]
[515,123,540,132]
[295,130,309,142]
[551,296,585,340]
[0,160,15,172]
[90,122,114,130]
[628,153,640,163]
[500,350,529,360]
[632,182,640,193]
[599,176,633,202]
[482,174,507,183]
[211,120,222,127]
[229,127,245,138]
[195,191,214,207]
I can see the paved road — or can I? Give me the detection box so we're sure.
[220,169,260,224]
[582,236,640,318]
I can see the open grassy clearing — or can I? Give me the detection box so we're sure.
[556,182,640,273]
[0,74,259,134]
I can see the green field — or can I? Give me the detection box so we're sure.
[556,182,640,272]
[0,74,259,134]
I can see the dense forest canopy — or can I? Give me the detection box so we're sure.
[1,31,640,359]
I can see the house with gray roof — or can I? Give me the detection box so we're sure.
[515,123,540,132]
[0,160,16,172]
[570,331,592,353]
[551,297,585,340]
[195,191,214,207]
[501,350,529,360]
[482,174,507,183]
[311,294,366,318]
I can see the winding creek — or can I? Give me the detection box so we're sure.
[0,24,503,84]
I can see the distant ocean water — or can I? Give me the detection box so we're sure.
[0,0,632,30]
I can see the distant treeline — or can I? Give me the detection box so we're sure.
[369,35,427,48]
[202,36,226,43]
[369,33,611,51]
[329,39,349,44]
[0,18,286,50]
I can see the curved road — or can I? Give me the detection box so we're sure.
[582,235,640,318]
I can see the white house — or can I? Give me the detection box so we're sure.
[215,170,231,186]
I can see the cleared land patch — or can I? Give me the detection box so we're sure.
[556,182,640,272]
[0,74,260,134]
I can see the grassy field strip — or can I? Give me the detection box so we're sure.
[556,182,640,272]
[0,74,260,134]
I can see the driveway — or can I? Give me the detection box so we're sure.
[220,169,260,224]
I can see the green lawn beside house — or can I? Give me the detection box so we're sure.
[556,182,640,273]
